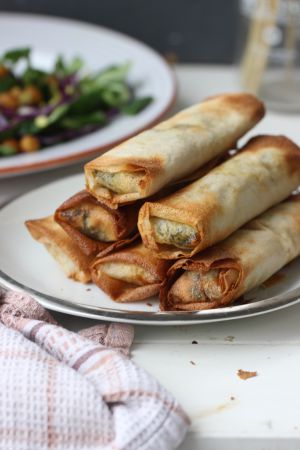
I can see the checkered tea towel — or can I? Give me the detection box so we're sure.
[0,289,189,450]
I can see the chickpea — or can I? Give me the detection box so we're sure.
[0,65,9,78]
[10,86,22,102]
[1,138,19,152]
[20,85,42,105]
[0,92,18,109]
[19,135,40,152]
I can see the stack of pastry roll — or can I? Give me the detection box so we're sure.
[160,195,300,311]
[138,135,300,309]
[26,193,140,282]
[28,92,298,308]
[138,135,300,258]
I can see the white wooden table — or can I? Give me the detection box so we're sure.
[1,65,300,450]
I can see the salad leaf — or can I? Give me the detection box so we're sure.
[0,117,39,140]
[2,48,31,65]
[0,75,16,93]
[121,96,153,115]
[61,111,107,129]
[0,144,17,156]
[23,67,48,86]
[54,55,65,75]
[17,119,40,135]
[55,55,84,77]
[0,47,153,157]
[100,81,131,107]
[67,56,84,75]
[80,62,131,93]
[35,104,70,129]
[96,62,131,84]
[68,91,103,115]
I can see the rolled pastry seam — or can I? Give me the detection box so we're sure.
[160,195,300,311]
[91,242,173,302]
[169,151,230,188]
[138,135,300,259]
[25,216,94,283]
[85,93,264,207]
[54,190,139,256]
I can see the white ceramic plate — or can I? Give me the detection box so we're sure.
[0,13,175,177]
[1,174,300,325]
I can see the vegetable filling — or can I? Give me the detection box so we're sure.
[93,170,144,194]
[100,262,158,286]
[169,269,239,303]
[150,217,198,249]
[60,203,116,242]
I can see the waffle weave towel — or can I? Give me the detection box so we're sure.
[0,289,189,450]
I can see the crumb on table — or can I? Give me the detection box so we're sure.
[237,369,258,380]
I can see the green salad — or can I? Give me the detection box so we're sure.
[0,48,153,156]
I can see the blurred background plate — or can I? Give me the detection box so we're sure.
[1,173,300,325]
[0,13,175,177]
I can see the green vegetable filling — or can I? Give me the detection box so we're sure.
[150,217,198,249]
[93,170,144,194]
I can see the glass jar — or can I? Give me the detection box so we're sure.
[238,0,300,112]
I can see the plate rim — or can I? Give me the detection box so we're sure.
[1,266,300,325]
[1,176,300,325]
[0,12,176,177]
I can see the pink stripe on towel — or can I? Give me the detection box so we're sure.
[0,288,189,450]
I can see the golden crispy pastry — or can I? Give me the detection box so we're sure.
[91,242,173,302]
[85,93,264,207]
[55,190,139,256]
[25,216,94,283]
[160,195,300,310]
[138,135,300,259]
